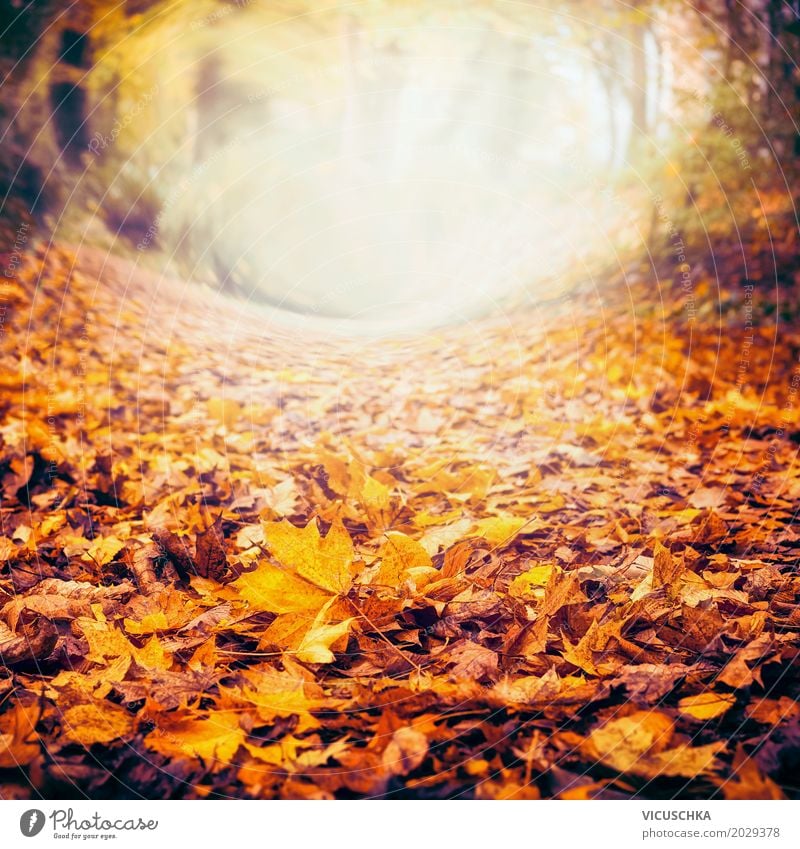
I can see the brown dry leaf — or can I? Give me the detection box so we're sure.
[0,703,41,768]
[652,541,684,596]
[717,745,785,800]
[195,519,229,581]
[540,567,587,616]
[126,542,161,594]
[2,579,134,628]
[0,611,58,666]
[745,697,800,725]
[382,727,429,776]
[692,509,729,544]
[718,635,773,689]
[153,529,195,578]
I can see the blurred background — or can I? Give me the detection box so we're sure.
[1,0,798,329]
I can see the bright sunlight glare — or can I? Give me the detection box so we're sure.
[136,8,645,332]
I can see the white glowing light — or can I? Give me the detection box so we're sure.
[157,15,627,332]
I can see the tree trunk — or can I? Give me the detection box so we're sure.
[627,8,648,160]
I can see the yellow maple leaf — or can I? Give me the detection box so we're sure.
[235,561,333,614]
[264,518,353,594]
[137,635,170,670]
[245,736,305,766]
[297,617,354,664]
[508,564,555,601]
[235,520,356,660]
[375,532,432,586]
[584,710,723,779]
[418,518,473,556]
[678,691,736,720]
[39,512,67,537]
[235,518,355,613]
[473,514,528,545]
[237,666,322,730]
[146,711,245,764]
[261,598,354,664]
[245,735,350,772]
[62,702,134,746]
[77,616,171,672]
[124,611,169,634]
[49,654,131,698]
[83,535,125,566]
[359,475,391,511]
[207,397,241,429]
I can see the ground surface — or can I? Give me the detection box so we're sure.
[1,225,800,799]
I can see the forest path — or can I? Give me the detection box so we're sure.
[1,232,798,799]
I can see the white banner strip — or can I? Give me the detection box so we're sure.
[1,800,797,849]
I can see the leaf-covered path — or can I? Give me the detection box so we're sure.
[1,225,799,799]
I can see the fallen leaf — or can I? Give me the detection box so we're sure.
[678,691,736,720]
[382,727,428,775]
[62,702,134,746]
[146,711,245,764]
